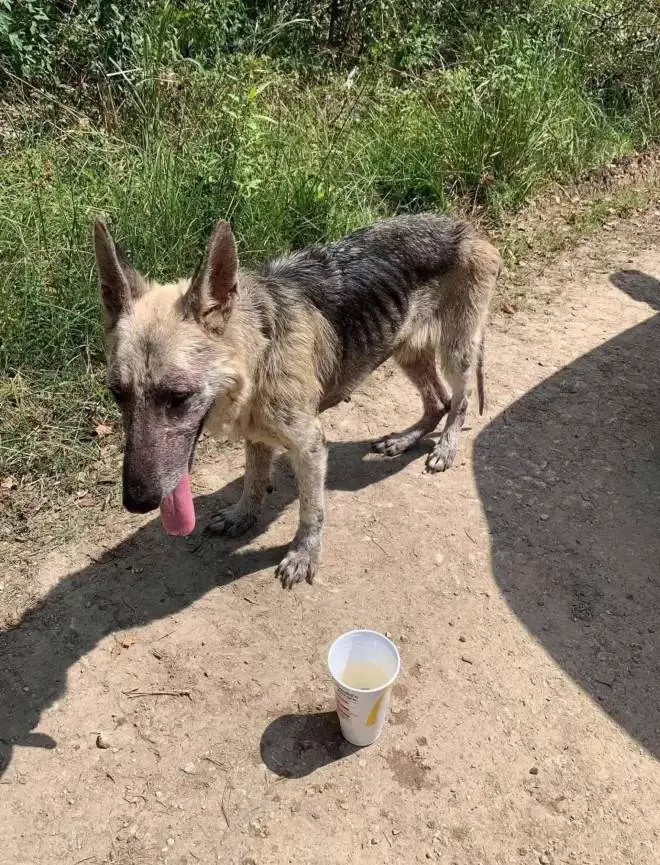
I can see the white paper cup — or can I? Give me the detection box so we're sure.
[327,630,401,747]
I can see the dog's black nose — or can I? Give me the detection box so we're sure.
[122,488,160,513]
[122,450,162,513]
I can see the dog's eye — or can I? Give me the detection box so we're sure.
[165,391,193,409]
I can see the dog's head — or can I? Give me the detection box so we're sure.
[94,220,240,528]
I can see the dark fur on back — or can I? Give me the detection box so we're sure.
[260,215,468,370]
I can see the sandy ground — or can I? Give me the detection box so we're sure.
[1,212,659,865]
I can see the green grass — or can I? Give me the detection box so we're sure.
[1,7,659,487]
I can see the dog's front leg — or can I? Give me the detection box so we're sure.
[276,419,327,588]
[208,441,273,537]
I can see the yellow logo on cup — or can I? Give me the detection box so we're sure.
[366,690,387,726]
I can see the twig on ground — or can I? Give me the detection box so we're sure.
[122,688,191,699]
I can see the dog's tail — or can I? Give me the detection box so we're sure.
[476,254,502,416]
[477,330,486,416]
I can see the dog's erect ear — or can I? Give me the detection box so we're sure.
[94,221,144,329]
[184,220,238,329]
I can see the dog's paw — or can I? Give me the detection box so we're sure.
[275,547,319,589]
[206,506,257,538]
[425,441,456,473]
[372,432,412,457]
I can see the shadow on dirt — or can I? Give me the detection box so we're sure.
[474,270,659,758]
[0,438,422,776]
[260,711,358,778]
[3,271,658,775]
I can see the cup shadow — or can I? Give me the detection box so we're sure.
[260,711,359,778]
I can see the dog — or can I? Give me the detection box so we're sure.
[94,214,500,587]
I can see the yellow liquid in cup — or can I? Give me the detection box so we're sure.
[342,660,388,690]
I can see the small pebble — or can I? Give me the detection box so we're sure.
[96,733,112,750]
[183,761,197,775]
[458,635,466,643]
[370,837,379,845]
[540,514,549,521]
[249,819,268,838]
[392,828,400,836]
[529,766,539,775]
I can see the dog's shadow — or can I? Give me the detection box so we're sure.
[0,437,421,775]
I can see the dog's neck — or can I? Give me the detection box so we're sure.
[202,270,270,440]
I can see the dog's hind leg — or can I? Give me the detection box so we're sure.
[425,236,498,472]
[276,418,327,589]
[425,350,472,473]
[426,307,483,472]
[372,344,451,457]
[208,441,274,536]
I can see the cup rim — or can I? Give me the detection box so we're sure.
[327,629,401,694]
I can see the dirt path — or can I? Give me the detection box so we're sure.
[1,212,659,865]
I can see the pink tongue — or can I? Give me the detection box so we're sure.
[160,474,195,536]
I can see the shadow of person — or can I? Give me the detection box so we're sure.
[0,436,423,776]
[260,711,358,778]
[474,270,659,757]
[609,269,660,309]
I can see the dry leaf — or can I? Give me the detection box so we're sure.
[111,634,136,657]
[1,476,18,491]
[95,423,114,438]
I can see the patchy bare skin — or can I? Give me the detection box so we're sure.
[95,216,499,585]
